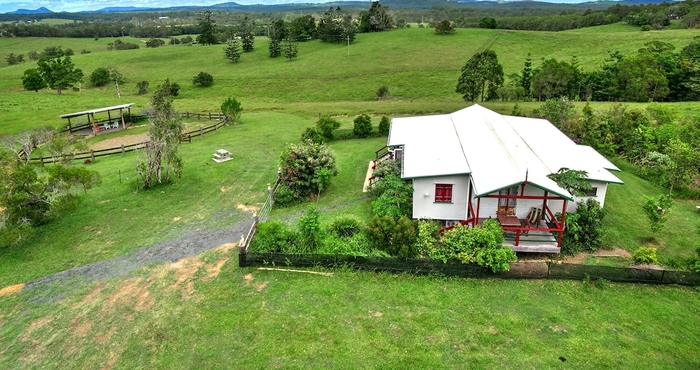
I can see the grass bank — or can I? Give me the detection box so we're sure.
[1,257,698,369]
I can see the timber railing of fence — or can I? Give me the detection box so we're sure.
[29,113,229,163]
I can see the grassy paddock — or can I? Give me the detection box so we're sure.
[2,27,700,133]
[0,258,698,368]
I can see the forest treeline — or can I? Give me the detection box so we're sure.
[2,0,700,39]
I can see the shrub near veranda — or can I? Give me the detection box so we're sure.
[560,199,605,255]
[441,220,516,272]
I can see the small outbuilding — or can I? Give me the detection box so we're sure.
[60,103,135,134]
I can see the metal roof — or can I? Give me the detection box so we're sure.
[60,103,135,119]
[388,104,623,200]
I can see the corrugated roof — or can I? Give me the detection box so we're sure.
[60,103,135,119]
[388,114,470,178]
[388,104,623,200]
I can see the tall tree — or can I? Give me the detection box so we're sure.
[530,58,578,101]
[456,49,504,102]
[196,11,218,45]
[359,1,394,33]
[290,15,316,41]
[223,40,241,63]
[137,79,184,189]
[241,16,255,53]
[520,53,532,98]
[283,37,298,61]
[617,50,670,102]
[318,7,356,44]
[35,47,83,95]
[21,68,46,92]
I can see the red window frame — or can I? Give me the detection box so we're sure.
[435,184,453,203]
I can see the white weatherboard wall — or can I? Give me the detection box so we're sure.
[546,181,611,213]
[413,175,470,221]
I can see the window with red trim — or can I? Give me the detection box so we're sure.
[435,184,453,203]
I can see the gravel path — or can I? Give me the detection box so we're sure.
[23,210,253,303]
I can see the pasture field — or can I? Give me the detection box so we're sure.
[1,25,700,133]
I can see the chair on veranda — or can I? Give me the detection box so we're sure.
[524,207,542,233]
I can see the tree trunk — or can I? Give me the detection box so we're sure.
[57,85,62,95]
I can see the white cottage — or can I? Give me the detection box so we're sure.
[379,104,623,252]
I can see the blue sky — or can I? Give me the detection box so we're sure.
[0,0,596,14]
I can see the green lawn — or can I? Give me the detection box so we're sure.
[1,258,698,369]
[604,169,699,263]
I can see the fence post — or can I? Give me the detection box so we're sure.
[199,127,203,138]
[268,184,274,207]
[209,112,212,120]
[215,122,218,132]
[238,235,247,268]
[121,144,125,156]
[91,150,95,162]
[661,269,666,284]
[186,112,190,119]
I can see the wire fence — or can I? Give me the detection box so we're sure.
[237,174,282,266]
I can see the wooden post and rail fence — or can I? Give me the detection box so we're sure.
[27,112,229,164]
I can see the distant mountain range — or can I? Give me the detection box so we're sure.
[6,7,53,14]
[2,0,676,15]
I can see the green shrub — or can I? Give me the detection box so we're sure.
[561,199,605,255]
[90,67,111,87]
[376,85,389,100]
[353,114,373,138]
[136,81,149,95]
[316,117,341,141]
[378,116,390,136]
[327,215,364,238]
[146,38,165,48]
[319,233,371,255]
[279,141,338,200]
[300,127,324,144]
[642,194,673,234]
[221,97,242,123]
[633,247,659,265]
[366,215,418,258]
[273,184,297,207]
[297,205,324,253]
[169,82,180,97]
[689,246,700,272]
[442,220,516,272]
[371,159,401,181]
[192,71,214,87]
[415,220,443,260]
[252,221,295,253]
[371,175,413,218]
